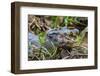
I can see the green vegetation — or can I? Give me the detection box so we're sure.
[38,32,46,46]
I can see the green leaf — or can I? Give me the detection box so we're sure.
[38,32,46,45]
